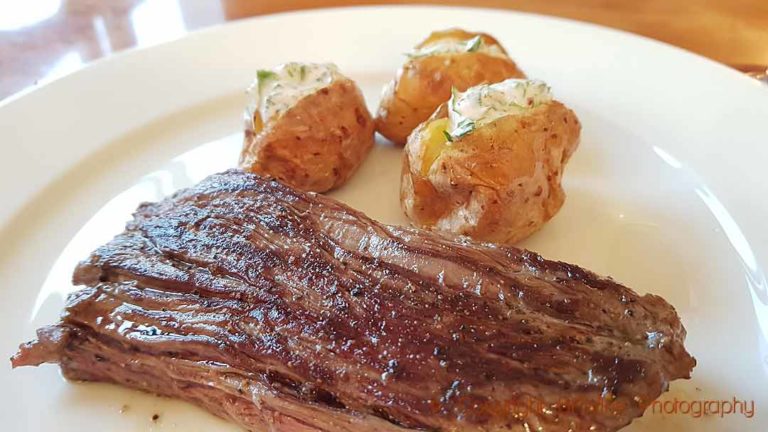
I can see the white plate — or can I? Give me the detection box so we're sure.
[2,6,768,431]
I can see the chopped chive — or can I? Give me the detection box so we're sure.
[442,130,454,142]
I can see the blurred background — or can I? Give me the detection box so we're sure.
[1,0,767,100]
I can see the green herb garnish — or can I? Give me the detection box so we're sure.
[299,65,307,80]
[466,35,483,52]
[256,70,277,92]
[257,70,276,82]
[442,130,454,142]
[452,119,476,139]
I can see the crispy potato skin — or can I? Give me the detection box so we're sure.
[401,101,581,244]
[240,78,374,193]
[376,29,525,145]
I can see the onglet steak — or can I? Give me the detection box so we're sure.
[13,169,695,431]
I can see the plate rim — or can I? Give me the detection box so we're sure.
[2,5,768,430]
[2,4,766,110]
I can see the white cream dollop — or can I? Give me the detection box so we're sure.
[408,35,508,60]
[246,62,340,125]
[446,79,552,140]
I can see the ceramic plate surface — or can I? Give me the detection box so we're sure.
[1,6,768,431]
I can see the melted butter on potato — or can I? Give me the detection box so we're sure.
[419,118,451,175]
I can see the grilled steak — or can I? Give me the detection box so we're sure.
[12,169,695,431]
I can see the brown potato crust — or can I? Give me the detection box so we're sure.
[375,29,526,145]
[401,101,581,244]
[240,77,374,193]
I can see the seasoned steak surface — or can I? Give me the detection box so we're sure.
[13,169,694,431]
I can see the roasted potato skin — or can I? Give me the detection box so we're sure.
[376,29,526,145]
[240,78,374,193]
[401,101,581,244]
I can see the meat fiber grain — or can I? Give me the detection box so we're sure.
[13,169,695,432]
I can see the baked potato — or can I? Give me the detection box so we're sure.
[401,79,581,244]
[375,28,526,145]
[240,63,375,193]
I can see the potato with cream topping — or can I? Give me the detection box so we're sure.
[240,62,375,192]
[401,79,581,244]
[375,28,526,145]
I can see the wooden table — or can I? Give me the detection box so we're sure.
[2,0,767,100]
